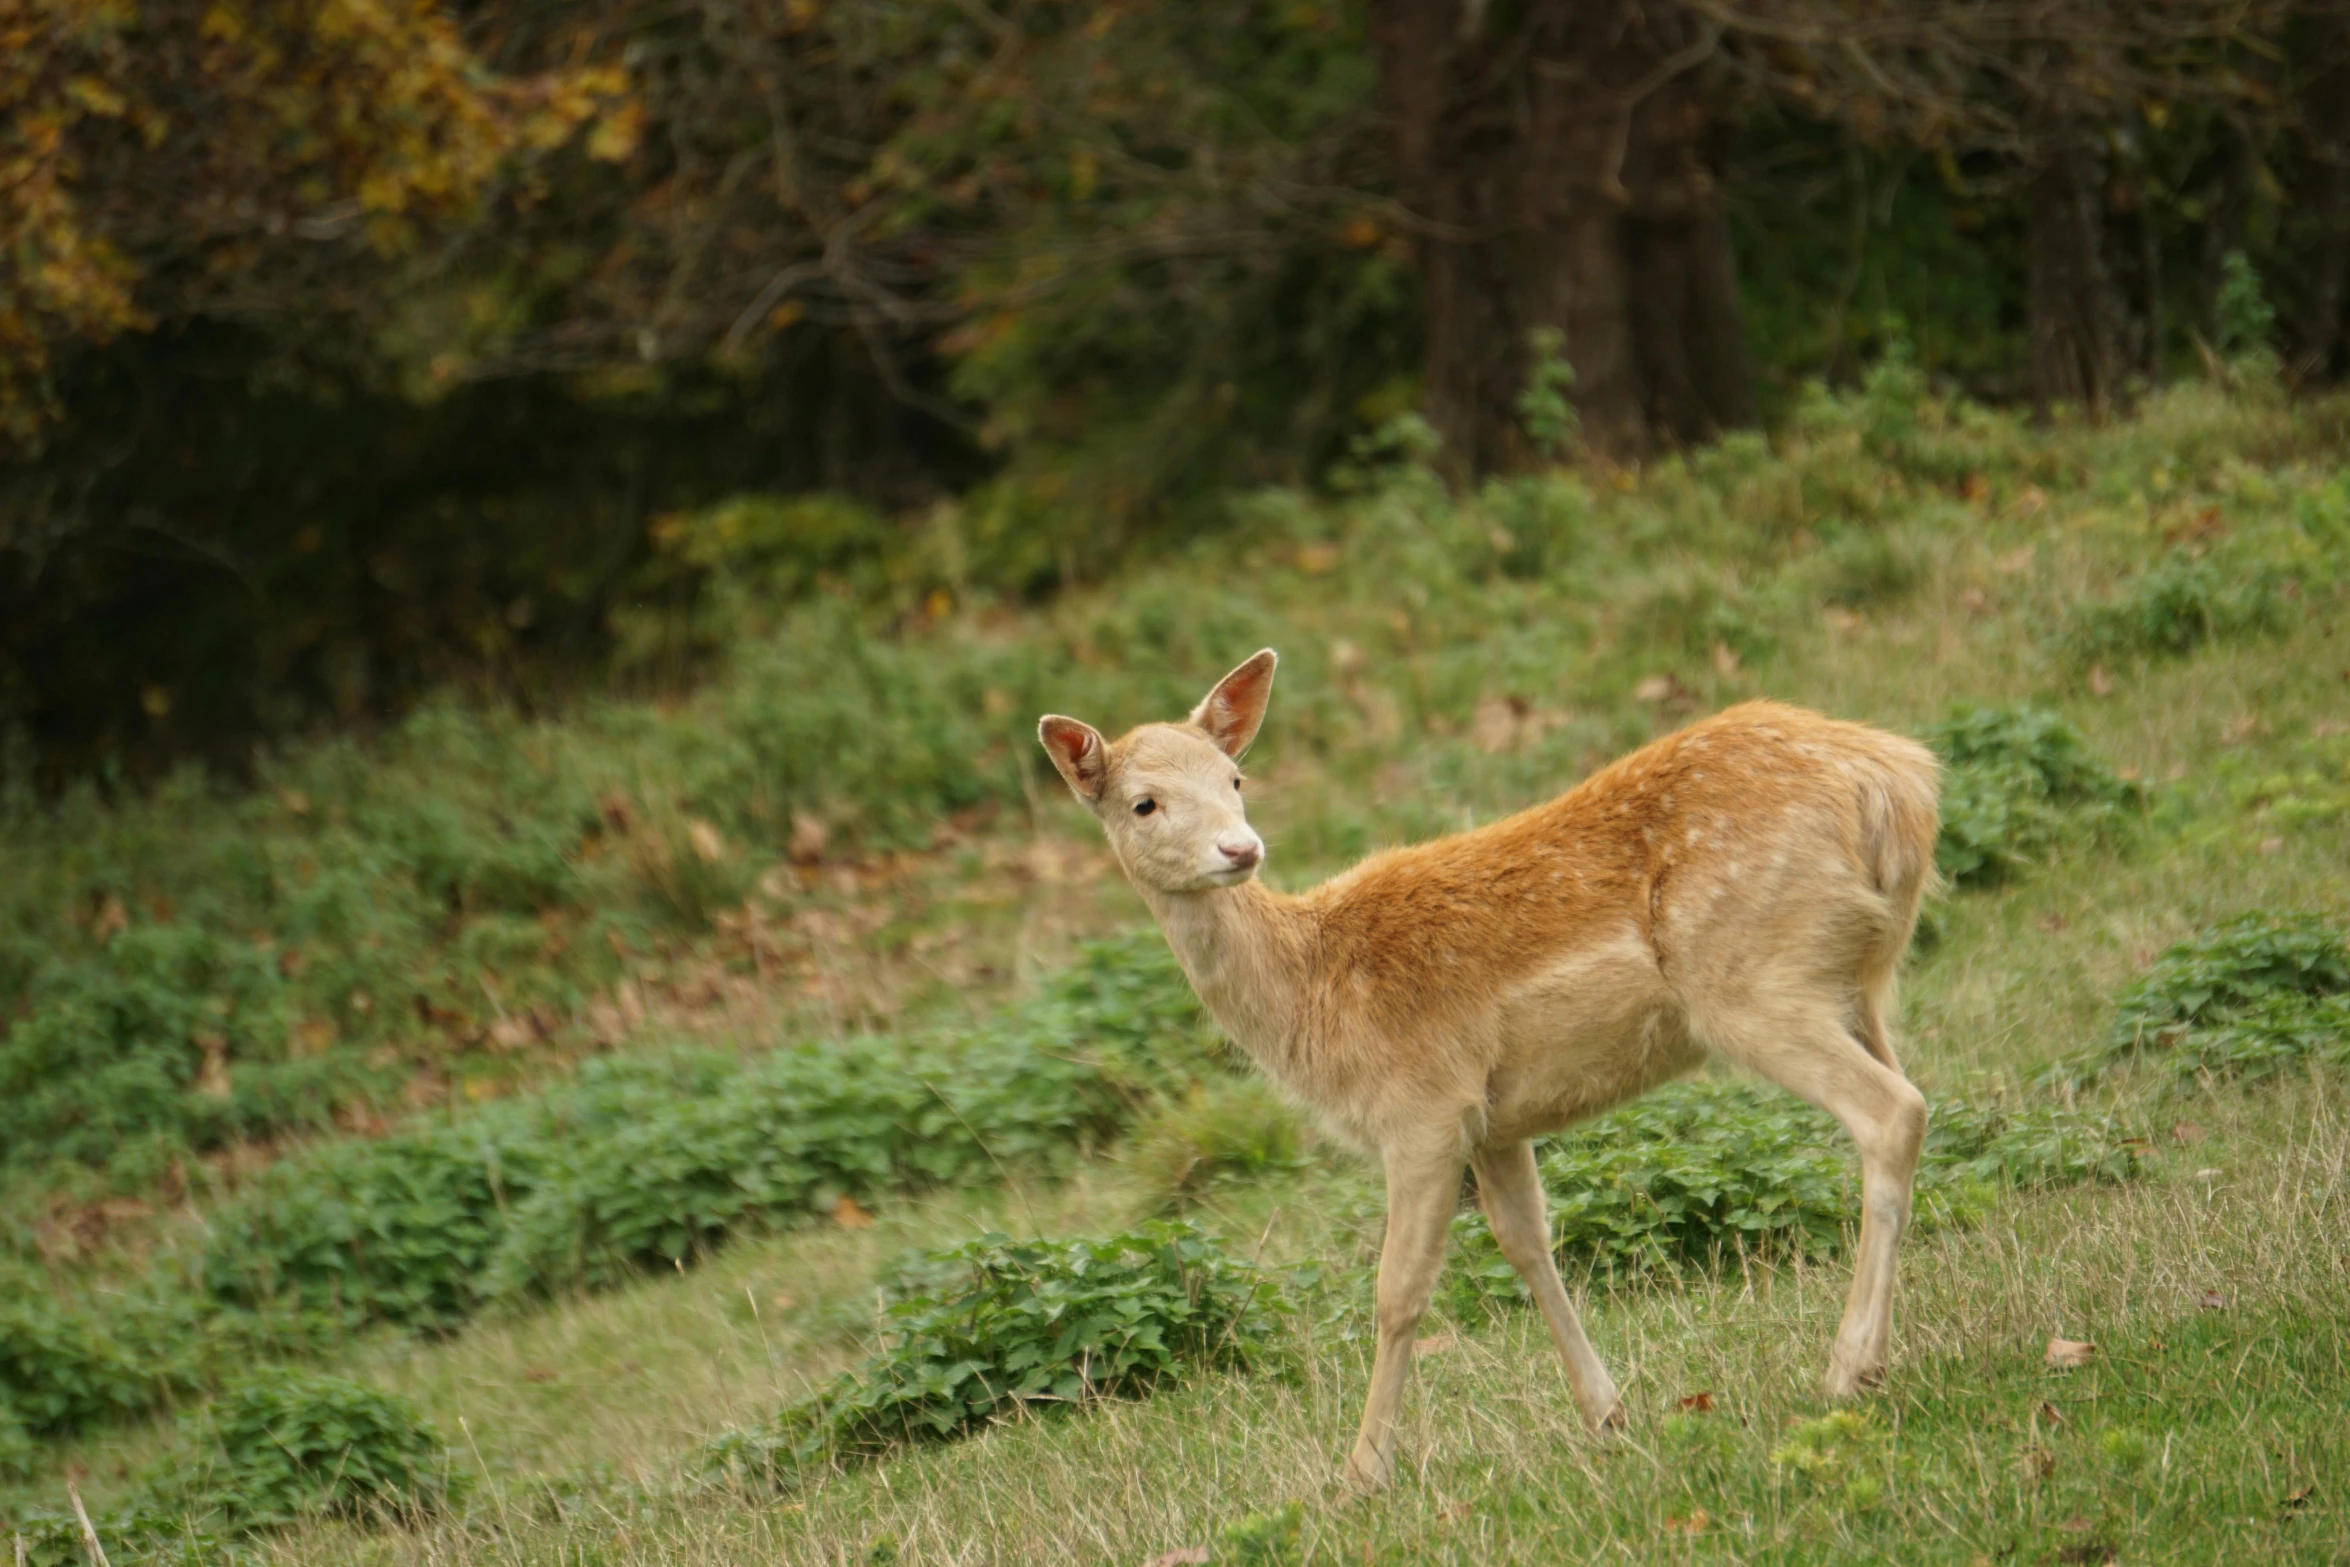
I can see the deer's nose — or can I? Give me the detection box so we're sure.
[1218,837,1261,870]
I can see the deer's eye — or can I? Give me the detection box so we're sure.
[1233,776,1243,790]
[1133,799,1157,817]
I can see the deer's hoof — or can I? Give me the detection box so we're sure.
[1341,1445,1393,1496]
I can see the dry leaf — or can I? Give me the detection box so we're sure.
[2037,1400,2067,1426]
[2045,1337,2097,1370]
[686,818,727,864]
[831,1195,875,1230]
[1662,1510,1710,1536]
[2170,1122,2206,1145]
[2197,1288,2228,1311]
[2283,1483,2316,1512]
[2020,1446,2056,1480]
[2088,663,2114,697]
[1711,640,1741,678]
[1141,1550,1210,1567]
[787,811,830,865]
[1677,1391,1717,1413]
[1295,541,1342,576]
[1962,472,1989,503]
[522,1366,559,1384]
[1995,543,2037,573]
[1632,673,1678,703]
[1438,1500,1471,1524]
[1414,1332,1456,1355]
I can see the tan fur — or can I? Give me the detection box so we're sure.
[1039,652,1940,1491]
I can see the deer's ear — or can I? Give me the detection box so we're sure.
[1037,715,1110,802]
[1190,648,1277,760]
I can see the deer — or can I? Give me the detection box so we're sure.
[1037,650,1940,1491]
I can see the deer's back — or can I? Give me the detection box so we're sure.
[1302,701,1938,1028]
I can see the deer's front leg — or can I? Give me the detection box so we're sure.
[1344,1134,1465,1493]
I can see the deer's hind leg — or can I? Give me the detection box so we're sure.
[1693,997,1927,1398]
[1471,1139,1623,1432]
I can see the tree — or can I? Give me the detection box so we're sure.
[1368,0,1754,469]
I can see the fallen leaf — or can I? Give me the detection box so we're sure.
[2197,1288,2228,1311]
[2283,1483,2316,1512]
[2088,663,2114,697]
[2037,914,2069,934]
[2037,1400,2067,1426]
[1141,1549,1210,1567]
[1632,673,1681,703]
[522,1366,558,1384]
[832,1194,874,1230]
[1995,543,2037,573]
[1662,1510,1710,1535]
[2170,1122,2205,1145]
[2020,1445,2056,1480]
[686,818,727,864]
[1711,640,1741,678]
[2045,1337,2097,1370]
[1414,1332,1456,1355]
[1677,1391,1716,1413]
[1962,473,1989,503]
[1438,1500,1471,1524]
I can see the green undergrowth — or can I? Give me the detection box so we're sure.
[1922,705,2145,887]
[1440,1078,2142,1313]
[7,1368,457,1562]
[0,934,1219,1471]
[2057,911,2350,1088]
[698,1222,1283,1489]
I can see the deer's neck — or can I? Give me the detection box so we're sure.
[1142,879,1317,1084]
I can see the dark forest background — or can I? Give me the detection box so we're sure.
[7,0,2348,786]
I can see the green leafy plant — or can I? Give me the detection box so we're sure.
[1216,1500,1306,1564]
[699,1222,1283,1486]
[1443,1078,2137,1310]
[2075,912,2350,1085]
[2065,552,2287,663]
[1515,326,1579,461]
[1770,1408,1889,1511]
[1127,1078,1306,1211]
[1923,705,2142,886]
[152,1369,462,1529]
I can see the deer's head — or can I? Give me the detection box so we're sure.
[1037,650,1276,895]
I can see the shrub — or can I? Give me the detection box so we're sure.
[154,1369,463,1528]
[1127,1078,1306,1210]
[1923,705,2141,886]
[1442,1078,2137,1309]
[699,1222,1282,1485]
[2071,912,2350,1086]
[202,1123,542,1329]
[0,1287,187,1450]
[2065,551,2286,662]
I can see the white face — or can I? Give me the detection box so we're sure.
[1095,724,1265,893]
[1038,649,1277,897]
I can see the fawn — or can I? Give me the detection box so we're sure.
[1038,650,1940,1491]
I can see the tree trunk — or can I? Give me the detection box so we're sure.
[1369,0,1752,471]
[2291,10,2350,383]
[2027,125,2128,418]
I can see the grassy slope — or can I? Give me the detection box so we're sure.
[13,382,2350,1562]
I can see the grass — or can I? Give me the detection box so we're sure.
[6,377,2350,1562]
